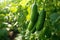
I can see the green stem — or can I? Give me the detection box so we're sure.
[43,0,45,10]
[34,0,36,4]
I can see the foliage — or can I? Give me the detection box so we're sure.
[0,0,60,40]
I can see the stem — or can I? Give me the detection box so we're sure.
[34,0,36,4]
[43,0,45,10]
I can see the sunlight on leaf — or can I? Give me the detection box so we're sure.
[20,0,30,7]
[57,1,60,6]
[4,0,6,6]
[9,6,17,13]
[26,14,30,21]
[8,2,18,13]
[27,6,31,14]
[10,2,18,6]
[0,0,4,2]
[26,6,31,21]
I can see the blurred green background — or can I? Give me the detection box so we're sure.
[0,0,60,40]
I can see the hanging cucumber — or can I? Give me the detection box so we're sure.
[31,9,46,33]
[27,1,39,31]
[30,2,38,23]
[36,9,46,31]
[28,21,34,31]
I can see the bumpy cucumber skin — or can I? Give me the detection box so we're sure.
[36,9,46,31]
[28,21,34,31]
[30,3,38,23]
[27,3,39,31]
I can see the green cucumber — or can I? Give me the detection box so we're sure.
[36,9,46,31]
[30,2,38,23]
[27,2,39,31]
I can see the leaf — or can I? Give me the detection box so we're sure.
[9,6,17,13]
[50,13,59,24]
[26,6,31,21]
[20,0,30,7]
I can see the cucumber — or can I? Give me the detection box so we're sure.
[30,2,38,23]
[36,9,46,31]
[27,2,39,31]
[28,21,34,31]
